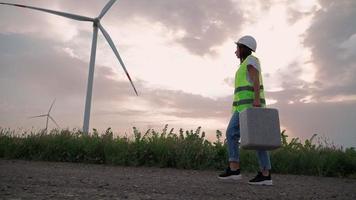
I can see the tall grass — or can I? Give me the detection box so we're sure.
[0,126,355,178]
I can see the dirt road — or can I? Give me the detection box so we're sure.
[0,159,355,199]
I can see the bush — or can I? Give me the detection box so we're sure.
[0,126,355,178]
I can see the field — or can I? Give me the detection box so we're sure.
[1,125,355,178]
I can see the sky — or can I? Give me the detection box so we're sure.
[0,0,355,147]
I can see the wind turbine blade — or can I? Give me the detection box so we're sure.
[49,116,60,128]
[48,98,56,114]
[98,0,116,19]
[0,2,94,22]
[29,114,47,119]
[98,24,139,96]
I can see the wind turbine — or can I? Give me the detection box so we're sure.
[29,99,60,132]
[0,0,139,134]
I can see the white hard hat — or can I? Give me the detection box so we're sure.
[235,35,257,52]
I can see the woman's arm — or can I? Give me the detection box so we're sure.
[247,65,261,107]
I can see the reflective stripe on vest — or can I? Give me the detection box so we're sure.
[233,98,266,106]
[234,85,264,94]
[233,54,266,112]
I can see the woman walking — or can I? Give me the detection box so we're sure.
[218,35,272,186]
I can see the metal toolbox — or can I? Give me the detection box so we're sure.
[240,108,281,150]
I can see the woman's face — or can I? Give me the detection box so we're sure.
[235,45,240,59]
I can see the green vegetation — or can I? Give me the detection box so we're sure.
[0,126,355,178]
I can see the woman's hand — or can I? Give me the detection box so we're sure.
[253,98,261,107]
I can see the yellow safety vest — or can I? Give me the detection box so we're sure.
[233,55,266,112]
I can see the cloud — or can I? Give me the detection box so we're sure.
[285,0,319,24]
[0,33,231,132]
[115,0,244,56]
[267,0,356,104]
[0,0,244,56]
[264,80,356,148]
[0,33,136,128]
[141,89,231,119]
[303,0,356,100]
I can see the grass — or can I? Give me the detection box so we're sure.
[0,126,355,178]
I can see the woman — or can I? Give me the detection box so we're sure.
[218,35,272,186]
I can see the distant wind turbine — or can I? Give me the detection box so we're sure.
[29,99,60,132]
[0,0,139,134]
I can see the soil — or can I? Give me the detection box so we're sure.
[0,159,355,200]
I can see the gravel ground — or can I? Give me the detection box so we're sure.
[0,159,355,200]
